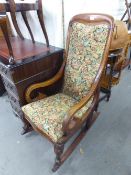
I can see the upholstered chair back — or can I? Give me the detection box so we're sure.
[63,21,109,101]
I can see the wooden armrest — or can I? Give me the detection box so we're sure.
[25,57,66,103]
[62,82,99,134]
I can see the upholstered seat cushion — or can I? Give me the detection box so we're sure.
[22,93,92,142]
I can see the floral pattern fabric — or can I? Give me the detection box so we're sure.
[22,93,92,142]
[22,22,109,143]
[63,22,109,101]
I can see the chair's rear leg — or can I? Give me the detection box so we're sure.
[62,112,99,167]
[85,112,93,130]
[52,143,64,172]
[85,111,99,130]
[106,93,111,102]
[94,99,99,112]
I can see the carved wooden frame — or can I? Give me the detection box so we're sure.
[23,13,114,172]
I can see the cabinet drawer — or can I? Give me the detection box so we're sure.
[10,51,63,83]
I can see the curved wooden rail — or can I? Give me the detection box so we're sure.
[7,0,24,39]
[0,16,14,64]
[21,11,35,43]
[37,0,49,47]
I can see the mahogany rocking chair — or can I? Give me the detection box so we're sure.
[22,14,114,172]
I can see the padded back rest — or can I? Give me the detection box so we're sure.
[63,21,109,101]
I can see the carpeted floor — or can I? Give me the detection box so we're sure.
[0,69,131,175]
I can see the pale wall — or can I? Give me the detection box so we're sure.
[2,0,127,48]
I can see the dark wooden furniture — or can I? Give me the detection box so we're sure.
[0,16,63,134]
[100,17,131,101]
[0,13,12,95]
[0,75,5,95]
[22,14,114,172]
[0,36,63,105]
[0,0,49,46]
[100,48,123,101]
[121,0,131,69]
[0,12,12,37]
[121,0,131,29]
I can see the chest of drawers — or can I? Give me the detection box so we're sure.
[0,41,63,120]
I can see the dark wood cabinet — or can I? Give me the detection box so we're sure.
[0,44,63,119]
[0,75,5,95]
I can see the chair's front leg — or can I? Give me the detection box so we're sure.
[52,143,64,172]
[21,115,33,135]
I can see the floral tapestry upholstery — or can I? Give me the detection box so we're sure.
[22,22,109,143]
[22,93,93,142]
[63,22,109,101]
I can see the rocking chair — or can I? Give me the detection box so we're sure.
[22,13,114,172]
